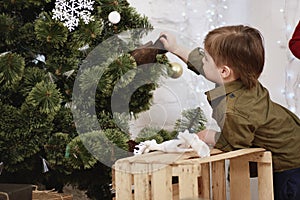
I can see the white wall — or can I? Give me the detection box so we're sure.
[128,0,300,137]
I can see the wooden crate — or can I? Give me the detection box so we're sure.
[113,148,273,200]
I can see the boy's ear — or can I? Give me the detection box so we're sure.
[219,65,232,79]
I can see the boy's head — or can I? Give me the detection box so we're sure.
[204,25,265,89]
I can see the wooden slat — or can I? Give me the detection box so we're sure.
[172,183,179,200]
[199,163,210,199]
[178,165,199,199]
[115,161,133,200]
[151,165,173,200]
[111,166,116,200]
[131,163,151,200]
[257,152,274,200]
[116,149,223,165]
[122,152,185,164]
[243,151,273,163]
[175,148,266,165]
[212,160,226,200]
[230,157,250,200]
[134,173,150,200]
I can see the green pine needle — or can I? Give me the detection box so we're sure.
[26,80,62,115]
[0,52,25,88]
[174,107,207,133]
[34,12,68,48]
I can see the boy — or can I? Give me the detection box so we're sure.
[160,25,300,200]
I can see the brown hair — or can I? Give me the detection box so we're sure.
[204,25,265,89]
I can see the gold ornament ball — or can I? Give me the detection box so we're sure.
[168,62,183,79]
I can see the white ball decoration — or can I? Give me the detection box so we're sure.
[108,11,121,24]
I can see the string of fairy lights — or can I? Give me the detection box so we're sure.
[183,0,300,117]
[205,0,227,30]
[184,0,228,120]
[143,0,300,119]
[280,0,300,116]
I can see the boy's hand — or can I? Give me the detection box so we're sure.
[197,129,216,146]
[159,32,179,53]
[159,32,190,63]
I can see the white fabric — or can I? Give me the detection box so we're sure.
[134,130,210,157]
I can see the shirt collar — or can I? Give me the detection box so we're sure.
[205,80,244,102]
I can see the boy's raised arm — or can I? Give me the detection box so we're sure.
[159,32,191,63]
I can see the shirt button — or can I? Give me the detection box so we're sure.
[229,93,235,98]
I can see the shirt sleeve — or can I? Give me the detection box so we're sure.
[289,21,300,59]
[187,47,205,76]
[215,113,255,151]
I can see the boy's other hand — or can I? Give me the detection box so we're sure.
[197,129,216,146]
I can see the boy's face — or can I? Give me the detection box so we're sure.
[202,50,223,84]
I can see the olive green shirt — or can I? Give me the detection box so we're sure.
[188,48,300,172]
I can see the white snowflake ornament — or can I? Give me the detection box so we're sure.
[52,0,95,31]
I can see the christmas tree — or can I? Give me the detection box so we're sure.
[0,0,169,199]
[135,107,207,144]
